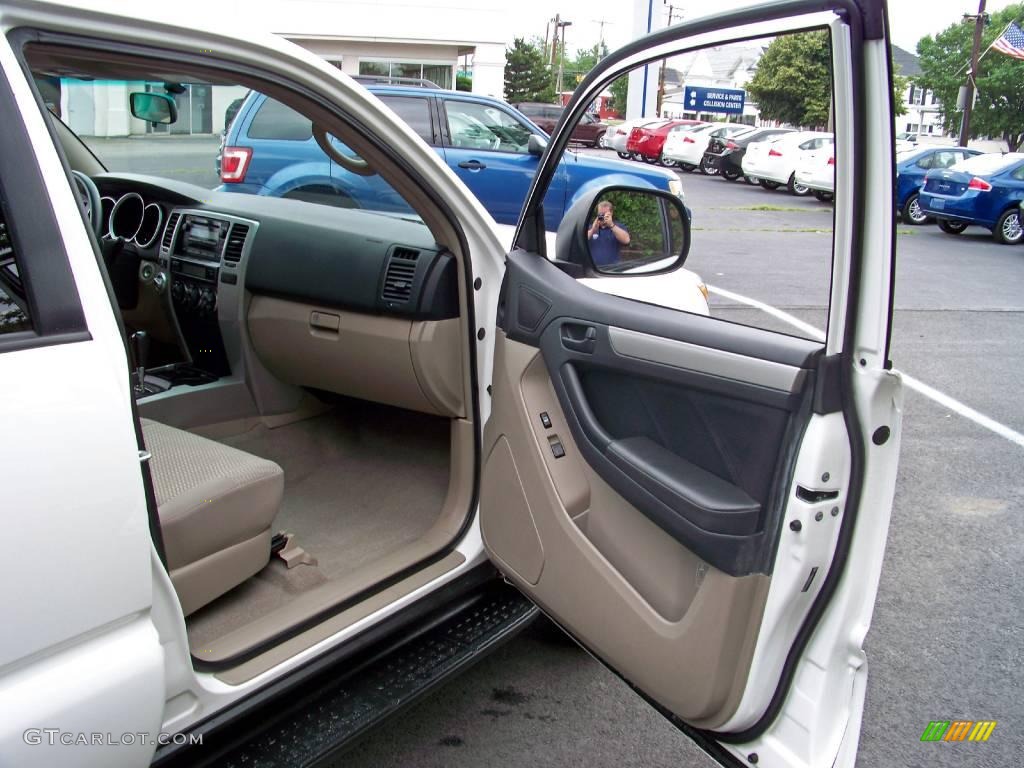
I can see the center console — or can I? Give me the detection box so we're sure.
[160,210,254,379]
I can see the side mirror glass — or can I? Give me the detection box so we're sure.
[129,92,177,125]
[528,134,547,156]
[555,186,690,277]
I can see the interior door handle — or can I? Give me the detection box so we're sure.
[561,323,597,353]
[458,159,486,170]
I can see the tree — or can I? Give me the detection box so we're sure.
[916,3,1024,151]
[608,74,628,117]
[747,31,910,128]
[504,38,552,103]
[747,32,833,128]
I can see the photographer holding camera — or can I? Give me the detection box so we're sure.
[587,200,631,267]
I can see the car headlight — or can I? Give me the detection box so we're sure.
[668,179,684,198]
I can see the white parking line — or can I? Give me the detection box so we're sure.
[706,284,1024,450]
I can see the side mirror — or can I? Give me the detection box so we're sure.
[528,134,547,156]
[555,186,690,277]
[130,92,177,125]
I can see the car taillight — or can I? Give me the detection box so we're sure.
[725,140,738,150]
[220,147,252,183]
[967,176,992,191]
[768,148,783,157]
[827,156,835,165]
[683,135,695,143]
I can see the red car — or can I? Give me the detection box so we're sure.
[626,119,705,163]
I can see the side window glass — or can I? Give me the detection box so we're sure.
[247,98,313,141]
[445,101,532,153]
[1013,165,1024,180]
[916,154,934,169]
[0,206,33,335]
[549,30,839,341]
[379,96,433,143]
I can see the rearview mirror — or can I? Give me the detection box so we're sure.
[555,186,690,277]
[528,134,547,156]
[129,92,177,125]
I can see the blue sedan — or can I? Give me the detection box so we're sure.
[919,152,1024,244]
[896,146,981,224]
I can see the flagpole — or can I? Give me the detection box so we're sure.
[976,21,1013,65]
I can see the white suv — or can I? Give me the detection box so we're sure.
[0,2,902,768]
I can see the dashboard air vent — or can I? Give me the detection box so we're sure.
[381,247,419,303]
[223,223,249,264]
[162,212,181,250]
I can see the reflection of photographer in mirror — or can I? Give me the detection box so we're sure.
[587,200,631,266]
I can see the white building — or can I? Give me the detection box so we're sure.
[55,0,509,138]
[891,45,946,139]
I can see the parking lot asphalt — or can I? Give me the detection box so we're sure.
[338,162,1024,768]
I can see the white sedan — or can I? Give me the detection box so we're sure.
[662,123,752,171]
[794,148,835,201]
[742,130,834,195]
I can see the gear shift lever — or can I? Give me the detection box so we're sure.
[130,330,149,395]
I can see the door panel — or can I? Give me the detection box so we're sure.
[495,250,818,576]
[482,331,772,727]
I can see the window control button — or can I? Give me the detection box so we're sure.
[550,440,565,459]
[540,411,552,429]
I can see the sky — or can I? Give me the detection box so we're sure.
[510,0,1021,57]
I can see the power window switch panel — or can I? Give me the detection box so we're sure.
[540,412,552,429]
[549,438,566,459]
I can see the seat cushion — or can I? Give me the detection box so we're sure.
[141,419,284,613]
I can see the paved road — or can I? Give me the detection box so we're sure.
[338,167,1024,768]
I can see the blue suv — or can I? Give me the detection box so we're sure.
[218,86,686,231]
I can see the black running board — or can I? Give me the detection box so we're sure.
[157,578,536,768]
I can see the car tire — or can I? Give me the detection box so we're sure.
[937,219,968,235]
[787,173,811,196]
[679,162,696,172]
[993,208,1023,245]
[642,156,659,164]
[744,175,760,185]
[700,156,720,175]
[595,130,607,149]
[617,151,630,159]
[813,190,834,202]
[660,155,679,168]
[722,167,741,181]
[901,193,928,225]
[760,179,781,190]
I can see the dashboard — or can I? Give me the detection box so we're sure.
[88,173,465,417]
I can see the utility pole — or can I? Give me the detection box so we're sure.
[656,2,683,116]
[554,17,572,100]
[958,0,987,147]
[592,17,612,58]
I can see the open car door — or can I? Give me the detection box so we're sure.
[480,2,902,766]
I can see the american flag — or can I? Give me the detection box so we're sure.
[991,21,1024,61]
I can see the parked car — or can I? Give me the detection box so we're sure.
[515,102,608,147]
[919,152,1024,244]
[702,126,794,180]
[794,148,835,201]
[626,118,705,163]
[742,131,835,195]
[606,117,662,158]
[2,2,903,767]
[221,88,686,231]
[662,122,752,172]
[895,146,982,224]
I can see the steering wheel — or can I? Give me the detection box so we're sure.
[71,170,104,238]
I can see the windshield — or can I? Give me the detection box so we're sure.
[41,75,423,218]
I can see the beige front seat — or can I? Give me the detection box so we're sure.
[141,418,284,616]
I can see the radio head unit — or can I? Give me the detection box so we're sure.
[175,214,229,261]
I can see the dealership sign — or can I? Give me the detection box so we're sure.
[684,86,745,115]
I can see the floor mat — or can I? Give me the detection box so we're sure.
[185,403,450,651]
